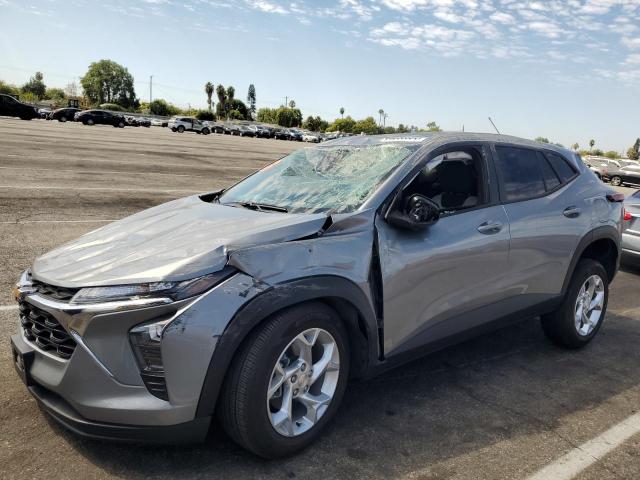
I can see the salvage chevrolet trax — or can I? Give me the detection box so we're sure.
[11,133,623,458]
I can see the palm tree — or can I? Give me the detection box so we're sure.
[378,109,384,126]
[204,82,214,111]
[289,99,296,109]
[226,86,235,103]
[589,139,595,152]
[216,84,227,119]
[572,142,579,151]
[339,107,344,118]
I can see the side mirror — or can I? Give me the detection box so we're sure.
[385,194,440,231]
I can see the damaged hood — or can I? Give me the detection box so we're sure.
[32,195,328,288]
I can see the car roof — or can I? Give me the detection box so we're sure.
[322,131,575,157]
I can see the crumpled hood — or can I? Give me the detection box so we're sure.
[32,195,328,288]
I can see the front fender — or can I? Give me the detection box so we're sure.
[194,275,378,418]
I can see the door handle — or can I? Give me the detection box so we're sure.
[563,206,581,218]
[477,221,503,234]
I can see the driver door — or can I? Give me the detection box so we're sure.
[375,143,512,357]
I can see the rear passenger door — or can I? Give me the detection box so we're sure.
[494,145,590,307]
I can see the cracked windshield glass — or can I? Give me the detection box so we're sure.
[219,144,419,214]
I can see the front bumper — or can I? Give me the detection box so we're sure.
[10,271,268,442]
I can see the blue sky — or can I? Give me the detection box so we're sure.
[1,0,639,151]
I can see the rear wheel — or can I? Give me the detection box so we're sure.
[610,176,622,186]
[87,119,94,126]
[219,302,349,458]
[541,259,608,348]
[202,128,210,135]
[118,121,125,128]
[59,116,67,122]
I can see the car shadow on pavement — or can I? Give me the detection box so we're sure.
[49,310,640,480]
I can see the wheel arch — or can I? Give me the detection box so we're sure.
[195,275,378,418]
[562,226,620,295]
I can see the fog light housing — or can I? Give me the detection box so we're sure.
[129,318,172,401]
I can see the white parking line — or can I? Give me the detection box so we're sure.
[526,411,640,480]
[0,305,18,312]
[0,185,200,194]
[0,219,116,224]
[0,165,201,178]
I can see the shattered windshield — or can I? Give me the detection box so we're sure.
[219,144,419,214]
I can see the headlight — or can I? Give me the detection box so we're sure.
[69,267,235,305]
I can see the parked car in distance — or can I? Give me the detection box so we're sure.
[287,128,303,141]
[238,125,256,137]
[38,108,52,119]
[622,190,640,261]
[50,107,80,122]
[274,128,290,140]
[210,123,225,134]
[75,109,127,128]
[0,94,38,120]
[168,116,210,134]
[150,118,168,127]
[227,124,241,136]
[606,165,640,187]
[10,133,623,459]
[302,132,320,143]
[249,125,270,138]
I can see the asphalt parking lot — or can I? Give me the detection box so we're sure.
[1,118,640,480]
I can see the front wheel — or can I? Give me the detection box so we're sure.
[177,125,185,133]
[59,116,67,123]
[118,121,125,128]
[541,259,608,348]
[219,302,349,458]
[610,176,622,187]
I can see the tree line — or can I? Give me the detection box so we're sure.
[536,136,640,161]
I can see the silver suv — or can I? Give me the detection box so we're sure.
[10,133,623,458]
[168,116,211,134]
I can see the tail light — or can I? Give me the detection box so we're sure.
[623,208,632,222]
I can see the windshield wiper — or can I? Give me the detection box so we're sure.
[223,201,288,213]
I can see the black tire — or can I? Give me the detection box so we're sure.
[218,302,350,459]
[118,121,125,128]
[610,176,622,187]
[177,125,185,133]
[60,116,67,123]
[541,259,608,349]
[202,128,210,135]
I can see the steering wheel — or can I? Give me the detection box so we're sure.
[404,194,440,223]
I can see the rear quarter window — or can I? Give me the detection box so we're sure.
[545,152,576,182]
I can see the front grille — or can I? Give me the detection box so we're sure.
[31,280,79,302]
[19,301,76,359]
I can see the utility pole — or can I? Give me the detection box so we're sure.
[149,75,153,104]
[285,96,288,108]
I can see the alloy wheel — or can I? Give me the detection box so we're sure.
[574,274,605,336]
[267,328,340,437]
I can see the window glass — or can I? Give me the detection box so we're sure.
[495,147,545,201]
[219,144,419,214]
[537,152,561,191]
[546,152,576,182]
[404,149,484,214]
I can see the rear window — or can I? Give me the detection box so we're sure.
[545,152,576,182]
[495,147,546,201]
